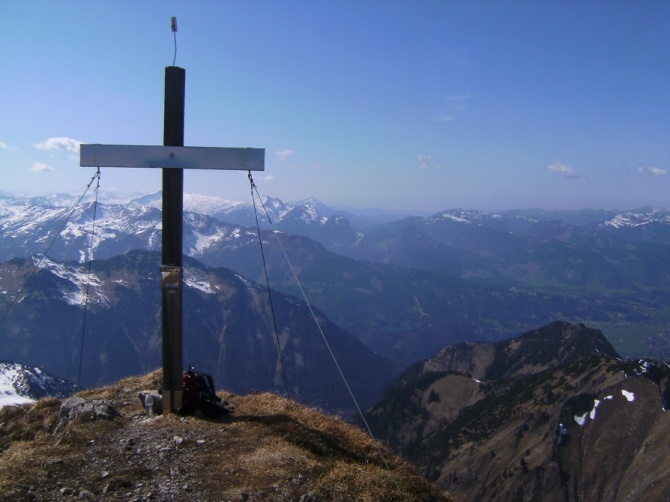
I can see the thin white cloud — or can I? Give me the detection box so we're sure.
[261,175,276,182]
[417,154,443,171]
[34,137,83,153]
[0,141,18,152]
[446,93,472,110]
[447,93,472,103]
[547,162,580,179]
[418,154,432,168]
[637,166,667,176]
[32,162,54,172]
[437,93,472,122]
[275,149,294,162]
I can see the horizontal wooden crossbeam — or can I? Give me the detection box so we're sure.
[80,144,264,171]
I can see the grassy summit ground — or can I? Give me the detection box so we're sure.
[0,369,451,501]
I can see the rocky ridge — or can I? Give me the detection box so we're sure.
[0,370,451,501]
[365,322,670,501]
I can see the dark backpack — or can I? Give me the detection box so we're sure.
[182,366,221,403]
[179,366,233,418]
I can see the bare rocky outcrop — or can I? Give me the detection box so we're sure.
[53,396,121,434]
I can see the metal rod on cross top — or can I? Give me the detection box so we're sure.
[80,66,265,413]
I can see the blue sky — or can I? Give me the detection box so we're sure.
[1,1,668,212]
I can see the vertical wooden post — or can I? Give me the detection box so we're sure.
[161,66,185,413]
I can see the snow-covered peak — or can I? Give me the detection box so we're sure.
[297,204,327,224]
[184,193,245,215]
[129,191,243,214]
[602,207,670,229]
[0,364,35,407]
[431,209,501,224]
[440,212,473,224]
[127,191,162,209]
[0,361,79,408]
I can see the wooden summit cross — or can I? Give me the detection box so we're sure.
[80,66,264,413]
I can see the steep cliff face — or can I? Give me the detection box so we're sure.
[434,357,670,501]
[552,367,670,502]
[366,322,670,501]
[423,342,496,380]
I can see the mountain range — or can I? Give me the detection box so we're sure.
[2,192,669,364]
[2,192,670,407]
[0,250,393,416]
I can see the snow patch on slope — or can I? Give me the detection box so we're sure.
[184,268,215,295]
[33,255,108,307]
[603,208,670,229]
[0,362,79,408]
[574,391,635,426]
[0,366,35,406]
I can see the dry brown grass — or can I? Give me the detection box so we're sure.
[0,369,453,501]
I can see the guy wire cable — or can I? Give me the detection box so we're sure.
[77,167,101,387]
[247,173,402,491]
[248,172,291,396]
